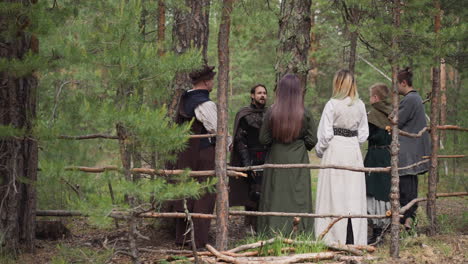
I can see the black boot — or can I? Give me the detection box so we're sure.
[368,228,383,244]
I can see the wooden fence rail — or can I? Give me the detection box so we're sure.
[36,192,467,219]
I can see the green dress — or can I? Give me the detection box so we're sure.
[257,109,317,235]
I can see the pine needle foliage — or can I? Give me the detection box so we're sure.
[33,0,214,225]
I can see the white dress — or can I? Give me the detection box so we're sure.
[314,97,369,245]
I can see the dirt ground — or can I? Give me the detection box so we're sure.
[12,197,467,264]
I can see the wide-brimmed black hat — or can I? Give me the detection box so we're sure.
[189,65,216,84]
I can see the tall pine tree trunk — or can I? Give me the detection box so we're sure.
[308,7,318,88]
[215,0,233,251]
[157,0,166,56]
[276,0,311,91]
[389,0,401,258]
[427,0,442,236]
[0,1,39,254]
[168,0,211,119]
[348,30,358,74]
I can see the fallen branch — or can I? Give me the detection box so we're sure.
[58,133,216,140]
[138,212,216,219]
[189,133,216,138]
[317,216,345,240]
[369,222,390,247]
[358,55,391,82]
[183,199,199,264]
[325,244,363,256]
[228,238,277,253]
[233,252,337,264]
[58,134,119,140]
[65,166,247,177]
[228,163,390,173]
[229,211,392,219]
[399,127,429,138]
[335,255,378,262]
[422,155,466,159]
[282,239,365,256]
[206,244,241,264]
[36,210,85,217]
[397,125,468,139]
[397,159,430,171]
[400,192,468,214]
[437,125,468,131]
[36,210,395,219]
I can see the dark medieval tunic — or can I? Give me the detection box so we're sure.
[398,90,431,176]
[257,109,317,235]
[398,90,431,222]
[170,89,216,248]
[364,100,392,228]
[229,104,268,208]
[364,100,392,202]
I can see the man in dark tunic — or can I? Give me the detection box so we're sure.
[364,83,392,243]
[170,65,217,248]
[229,84,268,230]
[397,67,431,229]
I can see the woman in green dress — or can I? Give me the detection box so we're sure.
[257,74,317,235]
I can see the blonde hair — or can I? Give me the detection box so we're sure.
[332,69,359,102]
[369,83,390,100]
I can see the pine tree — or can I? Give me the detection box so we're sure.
[0,0,41,254]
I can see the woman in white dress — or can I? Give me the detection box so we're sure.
[314,69,369,245]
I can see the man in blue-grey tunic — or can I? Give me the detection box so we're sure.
[397,67,431,229]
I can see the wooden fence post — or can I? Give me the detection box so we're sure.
[215,0,233,251]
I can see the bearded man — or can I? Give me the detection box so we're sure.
[229,84,268,230]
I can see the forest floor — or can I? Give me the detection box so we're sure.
[7,155,468,263]
[9,197,466,264]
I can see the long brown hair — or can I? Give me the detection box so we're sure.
[270,74,304,143]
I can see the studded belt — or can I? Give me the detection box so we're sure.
[333,127,358,137]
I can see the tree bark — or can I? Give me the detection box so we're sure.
[215,0,233,251]
[308,6,318,88]
[0,0,39,254]
[389,0,401,258]
[157,0,166,56]
[439,59,446,144]
[427,0,441,236]
[168,0,211,119]
[348,30,358,74]
[276,0,311,91]
[427,66,440,235]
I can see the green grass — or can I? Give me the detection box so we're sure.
[50,244,113,264]
[232,232,326,257]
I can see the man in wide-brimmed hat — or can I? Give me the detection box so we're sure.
[170,65,218,248]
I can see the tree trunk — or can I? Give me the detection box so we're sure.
[348,31,358,74]
[168,0,211,119]
[427,66,440,236]
[308,7,318,88]
[439,59,446,144]
[389,0,401,259]
[276,0,311,91]
[449,67,461,185]
[439,59,448,177]
[157,0,166,56]
[215,0,233,251]
[427,0,441,236]
[0,1,39,254]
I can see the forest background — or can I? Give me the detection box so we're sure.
[0,0,467,262]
